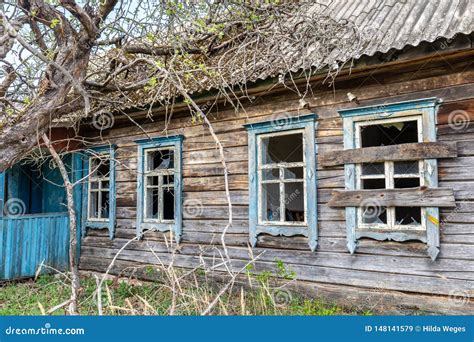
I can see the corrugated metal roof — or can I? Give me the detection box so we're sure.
[319,0,473,58]
[274,0,474,76]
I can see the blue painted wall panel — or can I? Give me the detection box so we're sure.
[0,214,70,280]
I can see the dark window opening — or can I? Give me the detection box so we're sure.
[394,177,420,188]
[284,182,304,222]
[395,207,421,225]
[362,178,386,189]
[91,158,110,177]
[262,133,303,164]
[284,167,304,179]
[101,191,110,218]
[163,188,175,220]
[361,120,418,147]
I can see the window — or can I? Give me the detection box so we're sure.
[355,116,425,230]
[259,132,306,224]
[144,148,175,222]
[82,145,116,239]
[334,98,452,260]
[136,135,183,243]
[244,114,317,251]
[87,156,111,221]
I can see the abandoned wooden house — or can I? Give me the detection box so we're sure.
[1,1,473,314]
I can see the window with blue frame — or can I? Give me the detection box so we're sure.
[135,135,183,243]
[244,114,318,251]
[332,98,455,260]
[82,145,116,239]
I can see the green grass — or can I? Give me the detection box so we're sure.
[0,272,370,316]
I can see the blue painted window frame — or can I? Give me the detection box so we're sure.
[244,114,318,251]
[81,145,117,239]
[338,98,441,260]
[135,135,183,243]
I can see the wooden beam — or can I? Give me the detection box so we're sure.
[319,142,457,167]
[328,187,456,208]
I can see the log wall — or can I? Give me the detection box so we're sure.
[78,51,474,314]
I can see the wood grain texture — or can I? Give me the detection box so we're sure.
[319,142,458,167]
[328,187,456,208]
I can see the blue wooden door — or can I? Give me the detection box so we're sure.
[0,155,78,281]
[0,213,69,280]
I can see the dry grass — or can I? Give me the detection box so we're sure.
[0,261,369,316]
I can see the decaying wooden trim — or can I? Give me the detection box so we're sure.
[319,142,458,167]
[328,187,456,208]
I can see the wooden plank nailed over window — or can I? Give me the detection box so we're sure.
[319,142,457,167]
[328,187,456,208]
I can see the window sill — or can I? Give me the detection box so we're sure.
[84,221,111,229]
[82,220,115,240]
[356,228,427,243]
[140,222,175,232]
[256,225,309,237]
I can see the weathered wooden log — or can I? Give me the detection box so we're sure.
[319,142,458,167]
[328,187,456,207]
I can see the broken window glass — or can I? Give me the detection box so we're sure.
[261,133,303,164]
[262,168,279,181]
[259,132,305,224]
[147,149,174,171]
[357,118,423,230]
[284,167,304,179]
[395,207,421,225]
[88,154,111,220]
[146,187,159,219]
[360,120,418,147]
[144,148,176,222]
[361,205,387,224]
[262,183,280,221]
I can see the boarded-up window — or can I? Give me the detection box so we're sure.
[356,116,424,230]
[333,98,452,260]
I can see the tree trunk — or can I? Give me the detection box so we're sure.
[0,46,89,172]
[42,133,80,315]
